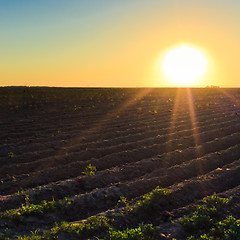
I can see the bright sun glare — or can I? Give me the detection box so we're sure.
[162,45,207,86]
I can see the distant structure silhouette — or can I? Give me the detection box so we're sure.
[205,85,220,88]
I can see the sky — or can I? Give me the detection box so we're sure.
[1,0,240,87]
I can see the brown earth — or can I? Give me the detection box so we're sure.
[0,87,240,239]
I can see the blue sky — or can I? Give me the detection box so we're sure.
[1,0,240,87]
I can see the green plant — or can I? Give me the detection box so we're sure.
[82,164,97,176]
[116,187,170,218]
[0,196,72,222]
[19,216,111,239]
[18,218,160,240]
[104,224,160,240]
[13,188,25,196]
[133,187,170,214]
[12,176,17,182]
[211,215,240,239]
[181,193,237,239]
[56,216,110,237]
[8,152,15,158]
[186,216,240,239]
[117,196,128,207]
[24,194,30,205]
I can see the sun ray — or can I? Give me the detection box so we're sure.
[186,88,201,156]
[166,88,203,171]
[56,88,153,157]
[166,88,182,154]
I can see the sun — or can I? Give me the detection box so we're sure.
[162,45,208,86]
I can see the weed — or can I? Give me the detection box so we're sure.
[177,183,184,187]
[13,188,25,196]
[24,194,30,205]
[117,196,128,207]
[198,175,208,180]
[8,152,15,158]
[12,176,16,182]
[82,163,97,176]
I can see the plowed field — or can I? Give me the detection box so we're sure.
[0,87,240,239]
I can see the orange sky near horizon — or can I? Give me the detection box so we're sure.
[1,1,240,87]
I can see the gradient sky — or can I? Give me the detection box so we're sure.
[1,0,240,87]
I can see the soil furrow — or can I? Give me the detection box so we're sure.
[0,111,238,176]
[0,103,227,161]
[1,124,240,196]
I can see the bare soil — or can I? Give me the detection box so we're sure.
[0,87,240,239]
